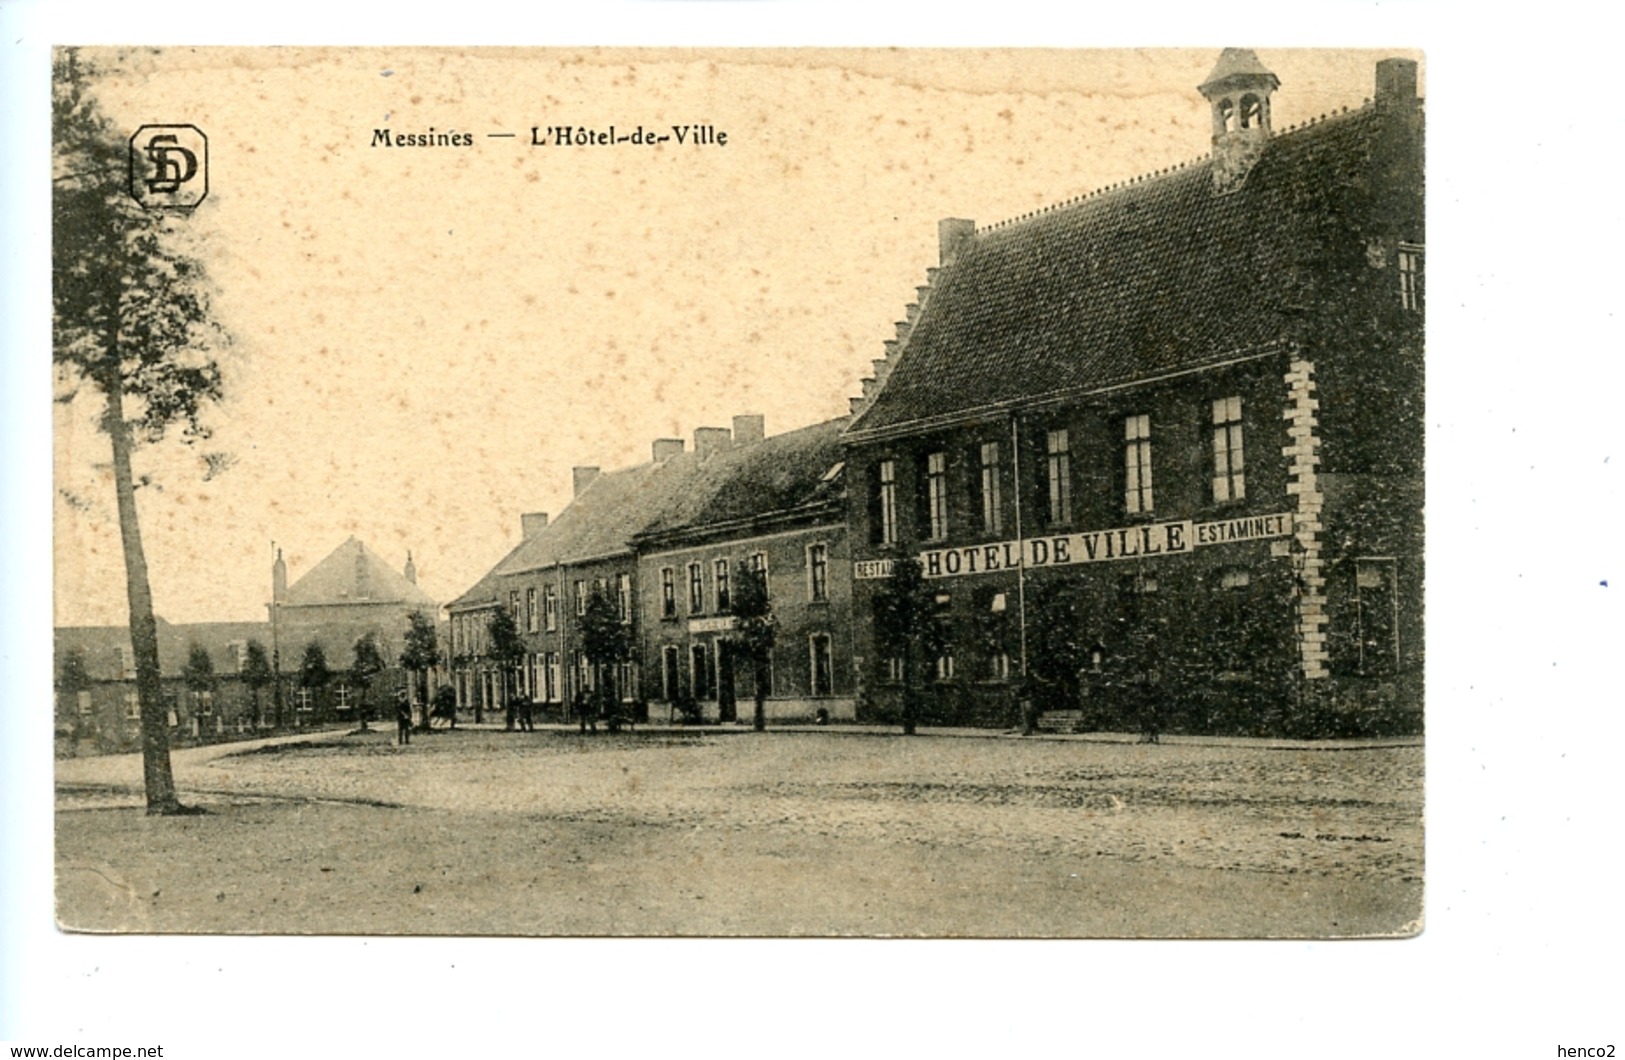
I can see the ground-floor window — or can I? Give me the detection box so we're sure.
[617,660,637,702]
[662,646,680,700]
[123,691,140,719]
[1356,557,1400,674]
[883,656,905,684]
[809,634,834,696]
[332,686,349,712]
[691,644,713,700]
[296,688,314,713]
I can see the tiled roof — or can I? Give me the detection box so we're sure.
[55,618,272,681]
[634,417,848,546]
[448,418,850,606]
[281,537,438,610]
[846,105,1401,437]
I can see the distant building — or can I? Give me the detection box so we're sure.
[54,617,272,755]
[841,51,1424,735]
[270,537,443,722]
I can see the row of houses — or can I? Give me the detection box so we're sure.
[55,538,445,754]
[446,50,1425,737]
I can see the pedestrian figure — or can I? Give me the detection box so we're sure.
[575,689,597,734]
[518,695,535,732]
[395,690,412,746]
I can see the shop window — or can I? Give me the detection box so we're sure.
[1124,414,1154,515]
[1211,397,1246,503]
[1220,568,1251,590]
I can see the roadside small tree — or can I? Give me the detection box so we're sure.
[182,642,215,736]
[485,607,527,722]
[399,610,440,730]
[578,585,632,726]
[298,641,332,725]
[731,560,776,732]
[241,640,273,730]
[349,632,387,732]
[872,556,943,736]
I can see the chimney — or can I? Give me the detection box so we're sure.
[731,414,765,445]
[572,466,601,497]
[521,512,549,537]
[694,427,732,458]
[404,550,418,585]
[652,438,685,462]
[938,218,976,266]
[1375,58,1418,107]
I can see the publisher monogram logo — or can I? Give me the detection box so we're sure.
[129,124,209,210]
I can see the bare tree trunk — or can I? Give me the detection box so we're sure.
[105,374,185,814]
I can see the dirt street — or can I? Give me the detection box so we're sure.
[56,728,1422,937]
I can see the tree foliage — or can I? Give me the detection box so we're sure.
[349,632,387,730]
[400,610,440,728]
[299,641,332,689]
[578,585,632,711]
[241,640,273,728]
[485,607,527,706]
[872,556,945,735]
[182,642,215,692]
[730,561,776,731]
[57,647,94,695]
[53,50,231,814]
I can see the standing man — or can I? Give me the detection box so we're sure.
[395,689,412,746]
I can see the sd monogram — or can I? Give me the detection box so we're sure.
[129,124,208,210]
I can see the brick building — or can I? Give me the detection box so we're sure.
[841,51,1424,735]
[270,537,442,723]
[54,618,273,755]
[632,417,853,723]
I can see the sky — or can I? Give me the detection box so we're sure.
[51,46,1410,627]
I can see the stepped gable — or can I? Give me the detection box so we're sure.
[281,536,437,609]
[634,417,849,545]
[846,105,1390,437]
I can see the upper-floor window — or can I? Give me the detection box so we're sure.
[1045,428,1072,525]
[617,573,632,621]
[660,567,677,618]
[876,460,898,545]
[979,441,1003,534]
[1211,396,1246,503]
[574,580,587,616]
[526,587,539,632]
[543,586,558,632]
[808,543,829,602]
[1398,244,1424,312]
[924,451,949,540]
[1123,414,1154,515]
[510,590,521,619]
[714,559,731,613]
[688,563,705,614]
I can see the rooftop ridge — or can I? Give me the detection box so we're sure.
[975,101,1375,236]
